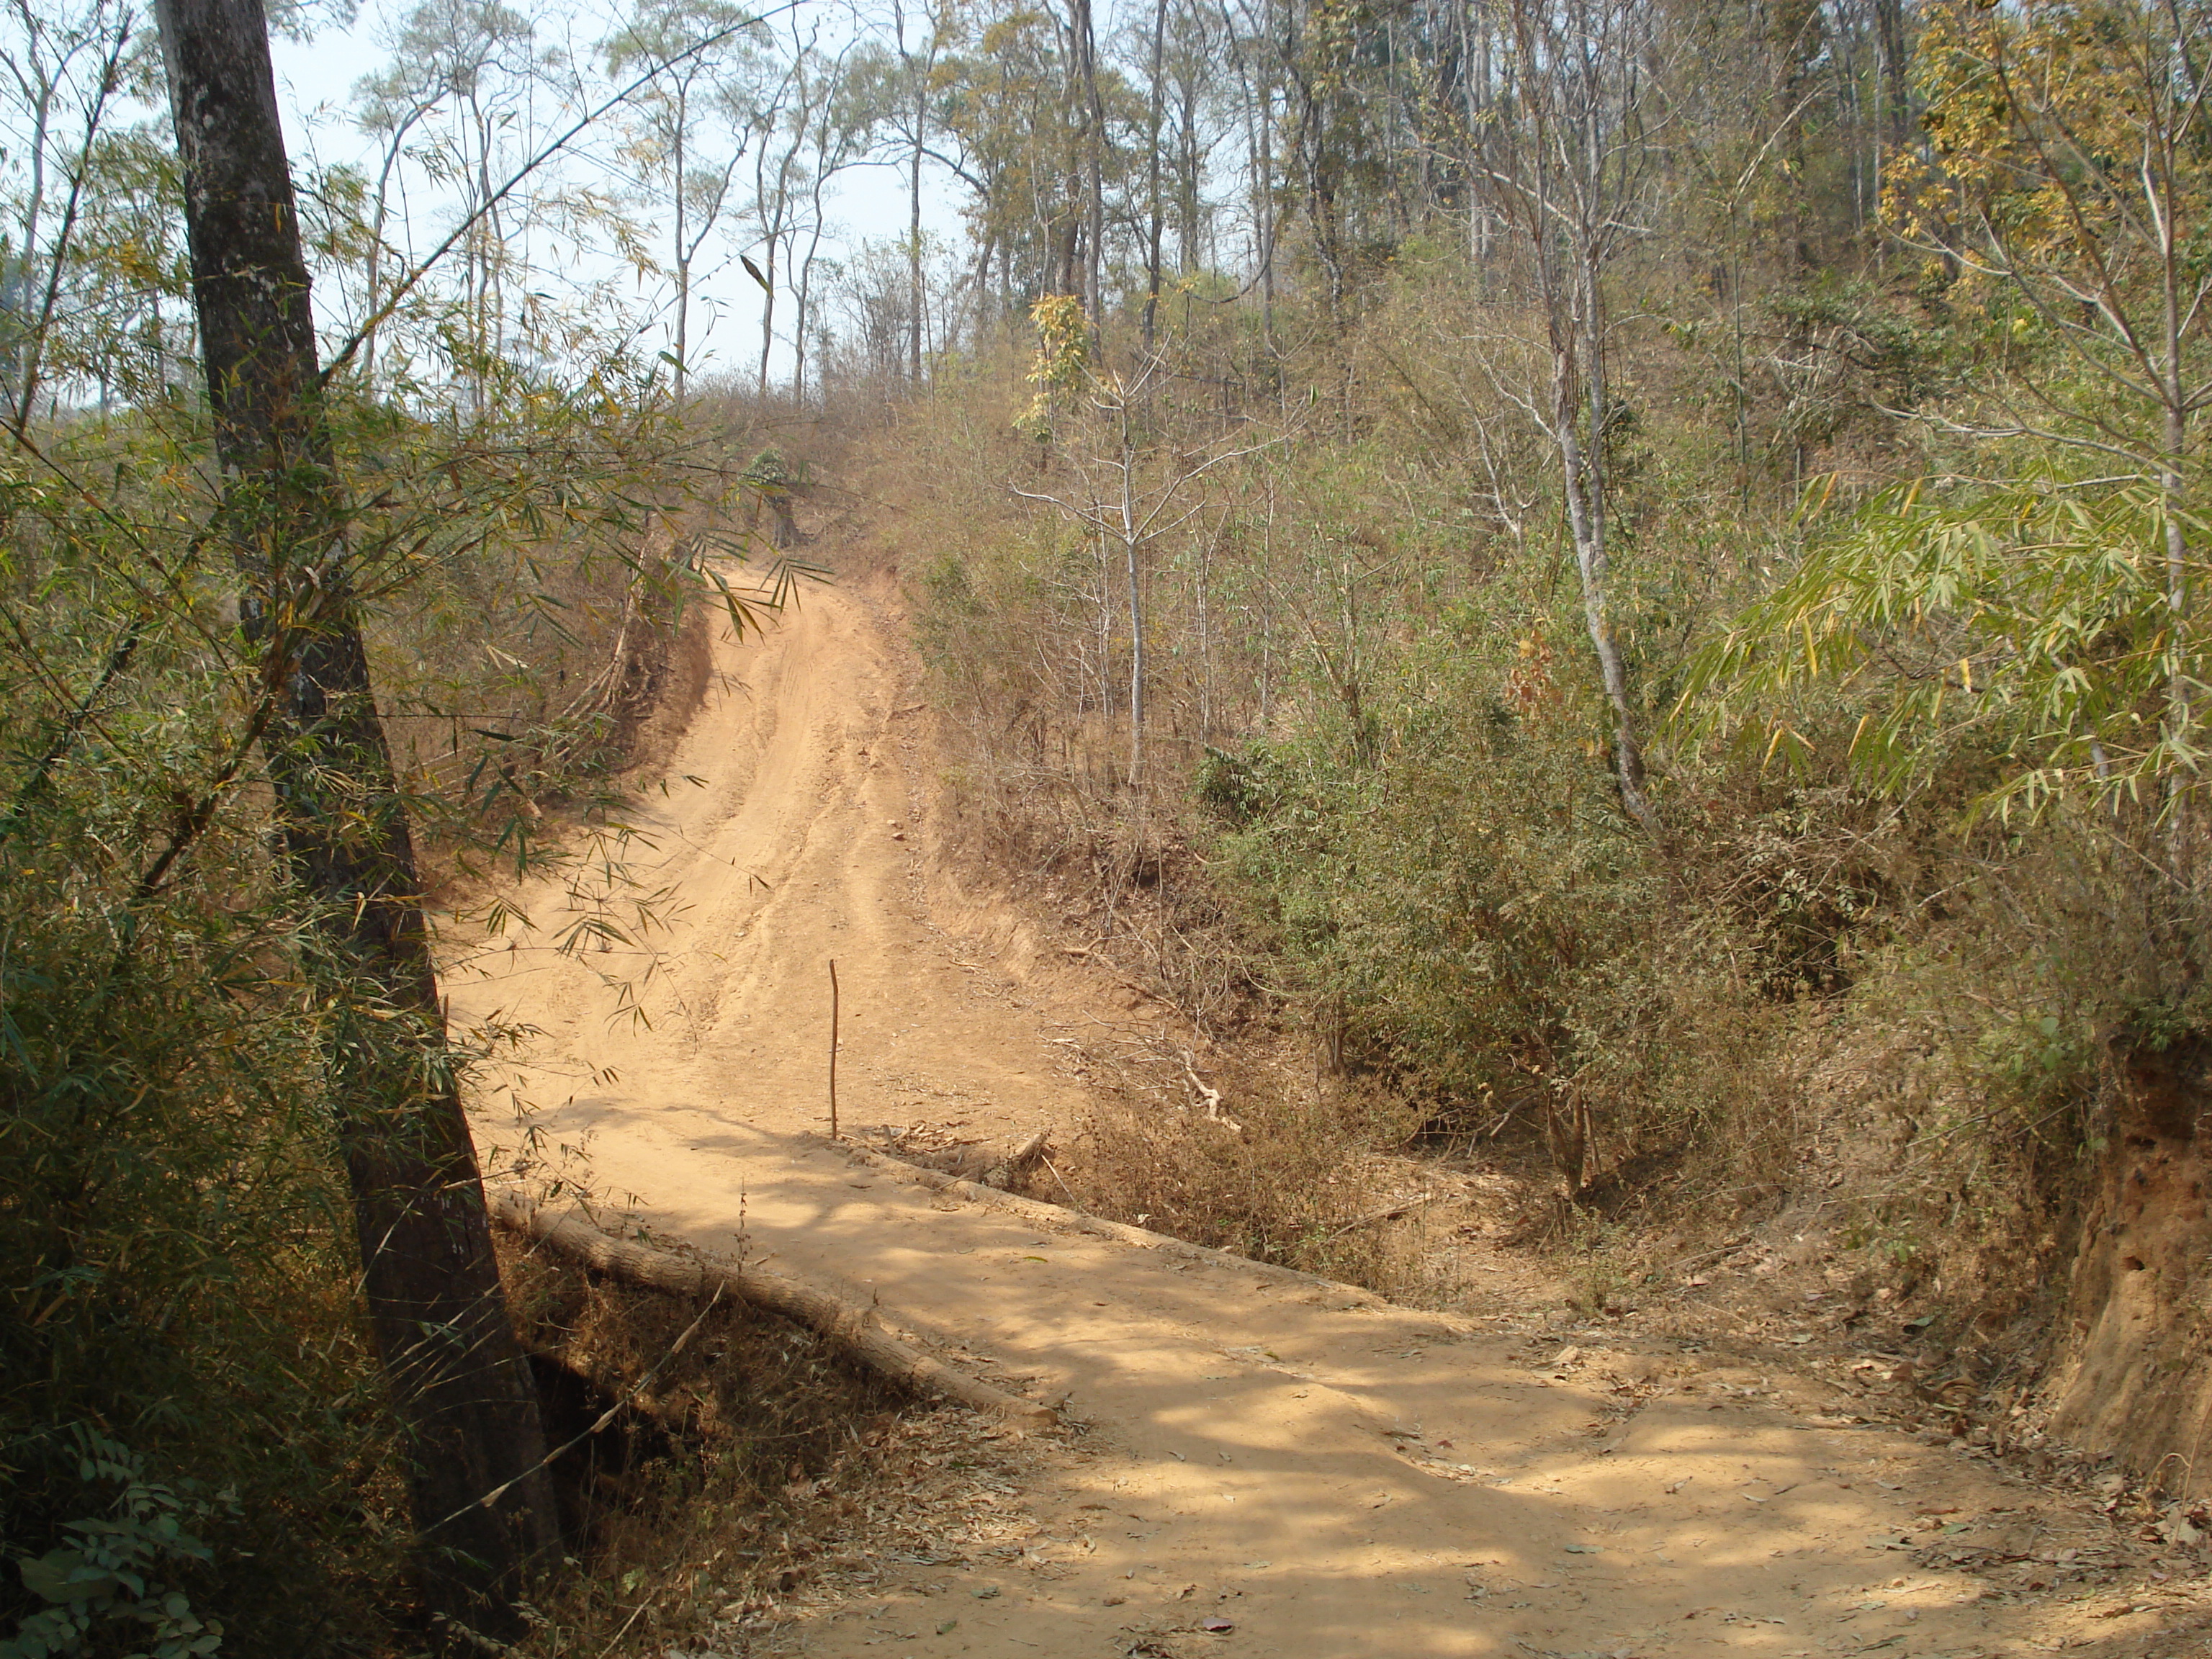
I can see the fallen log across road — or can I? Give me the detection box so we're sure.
[487,1187,1059,1431]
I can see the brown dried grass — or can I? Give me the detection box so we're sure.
[1045,1038,1421,1292]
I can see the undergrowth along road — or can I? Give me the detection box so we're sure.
[445,571,2209,1659]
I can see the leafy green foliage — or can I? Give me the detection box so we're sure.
[3,1431,229,1659]
[1203,658,1656,1121]
[0,442,406,1653]
[1186,595,1791,1194]
[1689,467,2208,816]
[0,193,773,1655]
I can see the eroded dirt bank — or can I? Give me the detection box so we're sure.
[444,573,2211,1658]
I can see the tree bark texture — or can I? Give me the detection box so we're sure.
[153,0,559,1640]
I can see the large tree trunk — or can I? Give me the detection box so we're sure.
[153,0,559,1641]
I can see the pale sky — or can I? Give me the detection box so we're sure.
[266,0,962,390]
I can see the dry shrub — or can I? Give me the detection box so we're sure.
[1058,1051,1419,1290]
[860,295,2029,1317]
[1776,814,2165,1329]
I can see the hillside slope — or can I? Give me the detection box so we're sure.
[444,573,2207,1659]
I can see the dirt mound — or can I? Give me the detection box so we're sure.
[2049,1039,2212,1482]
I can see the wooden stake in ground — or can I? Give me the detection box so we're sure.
[828,957,840,1138]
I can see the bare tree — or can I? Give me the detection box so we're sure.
[1470,0,1663,832]
[739,16,829,400]
[354,0,546,408]
[874,0,952,381]
[788,35,867,401]
[1139,0,1167,343]
[0,0,135,431]
[1017,325,1277,783]
[603,0,760,396]
[1069,0,1105,320]
[1220,0,1279,339]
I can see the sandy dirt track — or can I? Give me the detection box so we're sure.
[445,577,2203,1659]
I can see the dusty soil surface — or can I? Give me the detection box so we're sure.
[445,572,2211,1659]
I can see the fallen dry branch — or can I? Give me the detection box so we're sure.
[489,1188,1057,1431]
[1180,1053,1242,1131]
[1322,1194,1439,1243]
[896,1127,1051,1188]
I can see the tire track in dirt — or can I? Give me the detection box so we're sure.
[445,576,2203,1659]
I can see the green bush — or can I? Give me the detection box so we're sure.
[0,705,401,1653]
[3,1431,230,1659]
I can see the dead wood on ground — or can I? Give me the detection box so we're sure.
[489,1188,1057,1430]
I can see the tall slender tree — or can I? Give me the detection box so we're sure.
[603,0,760,397]
[790,37,867,400]
[1140,0,1167,343]
[354,0,544,410]
[891,0,947,380]
[1070,0,1105,320]
[1472,0,1663,832]
[0,0,135,431]
[153,0,558,1642]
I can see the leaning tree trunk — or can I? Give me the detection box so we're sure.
[153,0,559,1642]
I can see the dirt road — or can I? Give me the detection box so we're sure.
[446,578,2201,1659]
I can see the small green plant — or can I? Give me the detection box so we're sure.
[1562,1213,1633,1316]
[1017,295,1090,443]
[3,1431,231,1659]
